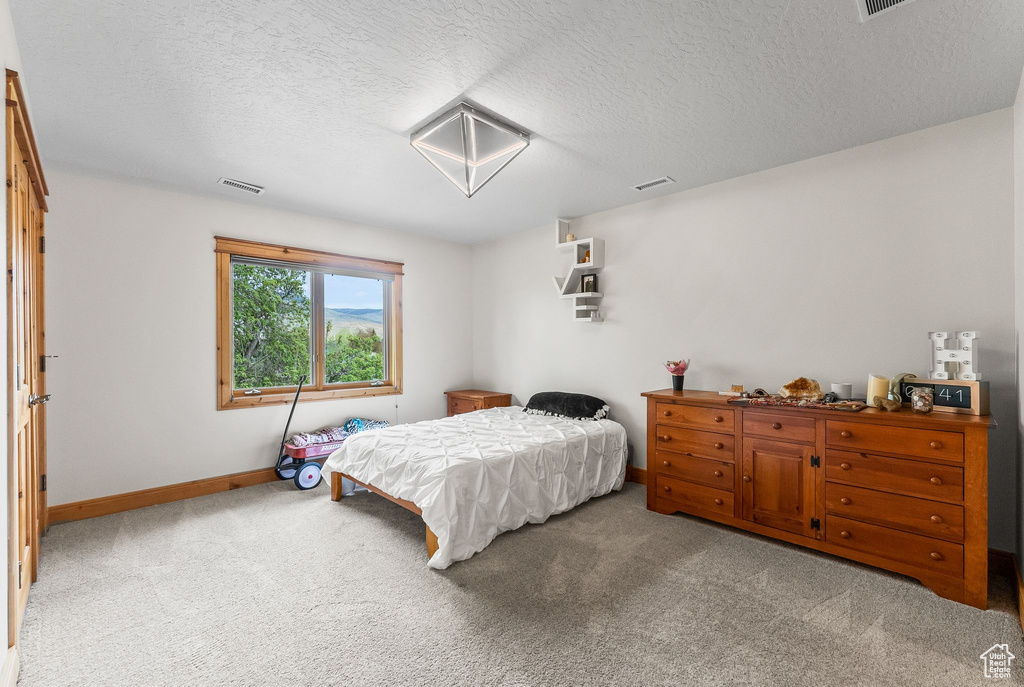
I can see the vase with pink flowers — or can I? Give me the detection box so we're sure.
[666,360,689,392]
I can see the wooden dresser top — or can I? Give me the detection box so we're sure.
[641,388,994,430]
[444,389,511,400]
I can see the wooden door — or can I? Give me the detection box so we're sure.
[741,438,816,538]
[6,70,47,644]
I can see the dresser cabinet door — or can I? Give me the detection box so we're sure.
[741,438,816,538]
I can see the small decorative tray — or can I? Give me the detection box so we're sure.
[727,396,868,412]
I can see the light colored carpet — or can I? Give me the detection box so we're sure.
[17,482,1022,686]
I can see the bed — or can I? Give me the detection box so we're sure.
[322,404,627,569]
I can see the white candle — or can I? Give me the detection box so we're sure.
[866,374,890,407]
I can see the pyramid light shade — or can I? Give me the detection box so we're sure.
[411,103,530,197]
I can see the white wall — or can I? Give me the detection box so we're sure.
[44,167,474,506]
[0,0,21,656]
[1014,68,1024,561]
[472,108,1019,551]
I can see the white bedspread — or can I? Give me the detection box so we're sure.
[321,406,627,569]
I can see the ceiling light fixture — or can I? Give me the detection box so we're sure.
[411,103,530,198]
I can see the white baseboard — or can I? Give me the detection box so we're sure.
[0,646,18,687]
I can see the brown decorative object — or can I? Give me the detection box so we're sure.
[779,377,824,400]
[580,249,591,264]
[642,387,992,609]
[874,396,902,412]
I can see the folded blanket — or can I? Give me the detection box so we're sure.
[288,426,349,447]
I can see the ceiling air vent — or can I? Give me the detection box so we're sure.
[218,177,265,196]
[857,0,915,21]
[632,176,675,192]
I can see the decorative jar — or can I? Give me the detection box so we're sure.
[910,386,934,414]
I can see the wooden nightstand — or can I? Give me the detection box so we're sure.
[445,389,512,417]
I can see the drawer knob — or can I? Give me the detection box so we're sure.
[714,416,724,423]
[662,461,671,467]
[930,515,943,524]
[663,411,671,416]
[713,498,723,505]
[742,475,751,483]
[840,530,851,539]
[772,422,782,430]
[929,441,942,449]
[660,435,671,442]
[663,486,671,493]
[840,462,851,470]
[930,477,943,485]
[713,470,723,477]
[840,430,851,438]
[840,497,850,505]
[714,442,724,450]
[930,552,943,561]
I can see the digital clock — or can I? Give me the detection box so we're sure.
[898,378,989,416]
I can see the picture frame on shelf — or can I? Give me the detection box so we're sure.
[581,273,598,293]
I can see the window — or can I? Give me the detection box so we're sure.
[215,237,403,410]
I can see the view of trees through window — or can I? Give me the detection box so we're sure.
[232,262,385,389]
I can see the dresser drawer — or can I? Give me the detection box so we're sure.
[826,516,963,577]
[656,403,732,433]
[743,412,815,443]
[824,451,963,502]
[656,474,733,518]
[448,397,481,416]
[654,427,735,461]
[655,451,734,490]
[825,483,964,542]
[826,421,963,463]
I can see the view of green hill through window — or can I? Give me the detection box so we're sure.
[232,263,385,389]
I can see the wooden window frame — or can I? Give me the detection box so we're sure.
[215,236,403,410]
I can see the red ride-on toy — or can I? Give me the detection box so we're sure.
[274,376,335,490]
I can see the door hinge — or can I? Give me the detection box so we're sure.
[40,354,45,373]
[17,562,21,587]
[40,474,46,492]
[810,518,821,531]
[15,363,20,391]
[810,455,821,467]
[39,236,45,253]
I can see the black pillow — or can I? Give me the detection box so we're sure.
[524,392,610,421]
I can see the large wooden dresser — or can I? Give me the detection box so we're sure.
[642,389,992,608]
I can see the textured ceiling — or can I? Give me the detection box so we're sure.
[10,0,1024,243]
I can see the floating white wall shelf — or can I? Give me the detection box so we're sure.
[552,219,604,322]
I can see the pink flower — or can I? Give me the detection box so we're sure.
[665,359,689,376]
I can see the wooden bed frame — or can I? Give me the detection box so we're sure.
[330,471,438,558]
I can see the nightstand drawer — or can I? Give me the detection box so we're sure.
[827,515,963,577]
[655,451,733,490]
[654,426,734,461]
[656,403,732,433]
[448,397,480,416]
[743,412,815,443]
[825,483,964,542]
